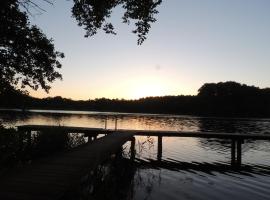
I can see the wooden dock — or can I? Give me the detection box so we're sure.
[17,125,270,165]
[1,124,268,200]
[0,132,133,200]
[18,124,270,140]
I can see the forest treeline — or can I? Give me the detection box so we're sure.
[0,81,270,117]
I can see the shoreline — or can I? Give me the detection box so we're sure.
[1,108,270,121]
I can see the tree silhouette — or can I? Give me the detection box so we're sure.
[1,0,162,93]
[198,82,260,98]
[72,0,162,45]
[0,0,64,93]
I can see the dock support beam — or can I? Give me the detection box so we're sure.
[85,134,98,142]
[157,136,162,161]
[231,140,236,165]
[105,116,107,129]
[93,134,97,140]
[130,137,135,160]
[231,139,243,166]
[237,140,242,165]
[26,131,32,149]
[87,135,92,143]
[115,117,118,130]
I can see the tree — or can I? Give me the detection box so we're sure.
[72,0,162,45]
[1,0,161,93]
[0,0,64,93]
[198,82,260,98]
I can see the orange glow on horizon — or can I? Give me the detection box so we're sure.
[29,75,198,100]
[130,83,168,99]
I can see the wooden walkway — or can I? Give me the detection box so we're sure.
[17,125,270,166]
[18,125,270,140]
[0,132,133,200]
[0,124,268,199]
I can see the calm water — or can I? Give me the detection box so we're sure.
[1,109,270,200]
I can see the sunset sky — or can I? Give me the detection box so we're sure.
[29,0,270,100]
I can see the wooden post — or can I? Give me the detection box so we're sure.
[86,135,92,143]
[237,139,242,166]
[157,136,162,161]
[130,137,135,160]
[27,131,31,147]
[105,116,107,129]
[231,139,236,165]
[93,134,97,140]
[115,117,118,130]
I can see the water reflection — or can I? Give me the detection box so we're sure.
[1,110,270,200]
[60,136,270,200]
[127,136,270,171]
[124,136,270,200]
[198,117,270,134]
[2,110,270,134]
[64,153,136,200]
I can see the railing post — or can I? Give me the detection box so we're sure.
[115,117,117,130]
[231,139,236,165]
[157,136,162,161]
[27,130,31,147]
[93,134,97,140]
[130,137,135,160]
[104,116,107,129]
[88,135,93,143]
[237,139,243,166]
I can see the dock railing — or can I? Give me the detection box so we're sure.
[17,124,270,167]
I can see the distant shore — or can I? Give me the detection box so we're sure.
[1,108,270,121]
[1,82,270,118]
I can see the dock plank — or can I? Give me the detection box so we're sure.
[0,132,133,200]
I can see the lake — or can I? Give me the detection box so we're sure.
[1,109,270,200]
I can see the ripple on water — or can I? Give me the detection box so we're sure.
[1,110,270,200]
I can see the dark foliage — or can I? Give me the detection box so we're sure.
[0,126,23,169]
[197,82,270,117]
[72,0,162,44]
[1,0,161,96]
[1,81,269,117]
[0,126,85,170]
[0,0,64,93]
